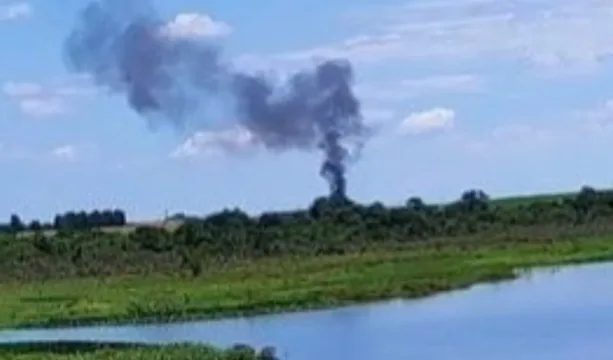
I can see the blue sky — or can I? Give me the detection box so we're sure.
[3,0,613,222]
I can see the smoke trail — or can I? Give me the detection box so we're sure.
[64,0,368,198]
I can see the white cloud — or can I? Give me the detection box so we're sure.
[0,143,88,163]
[51,145,78,162]
[570,99,613,138]
[249,0,613,73]
[19,97,68,118]
[2,82,42,97]
[0,2,31,21]
[3,78,95,118]
[54,85,95,97]
[460,124,561,155]
[446,98,613,157]
[400,74,482,94]
[171,126,257,158]
[399,107,455,135]
[357,74,482,102]
[268,33,406,66]
[578,98,613,121]
[160,13,231,39]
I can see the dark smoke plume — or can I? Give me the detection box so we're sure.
[64,0,368,198]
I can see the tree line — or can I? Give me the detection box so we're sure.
[0,209,127,234]
[0,186,612,280]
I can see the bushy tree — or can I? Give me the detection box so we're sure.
[9,214,24,233]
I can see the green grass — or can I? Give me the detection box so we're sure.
[490,191,577,207]
[1,235,613,329]
[0,341,275,360]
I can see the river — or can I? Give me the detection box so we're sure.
[1,262,613,359]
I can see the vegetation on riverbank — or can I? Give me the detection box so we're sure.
[1,233,612,329]
[0,341,277,360]
[0,186,612,327]
[0,186,611,280]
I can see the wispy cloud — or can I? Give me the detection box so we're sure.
[50,145,79,162]
[400,74,482,94]
[448,98,613,157]
[358,74,483,102]
[247,0,613,74]
[0,142,98,163]
[18,97,68,118]
[48,143,100,163]
[2,82,42,97]
[456,124,562,156]
[0,2,31,21]
[2,76,96,118]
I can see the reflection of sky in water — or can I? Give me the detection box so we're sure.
[1,263,613,360]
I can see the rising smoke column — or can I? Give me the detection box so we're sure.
[64,0,368,198]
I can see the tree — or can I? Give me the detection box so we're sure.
[63,211,77,230]
[75,211,89,229]
[309,196,332,219]
[459,189,490,212]
[9,214,24,233]
[89,210,103,228]
[28,220,42,232]
[111,209,126,226]
[573,186,598,221]
[406,197,426,212]
[53,214,63,229]
[100,210,114,227]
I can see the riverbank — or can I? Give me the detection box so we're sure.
[0,341,276,360]
[1,235,613,329]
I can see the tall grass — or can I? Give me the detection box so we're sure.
[1,235,613,329]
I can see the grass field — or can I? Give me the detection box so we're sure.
[1,235,613,329]
[0,341,275,360]
[490,191,577,207]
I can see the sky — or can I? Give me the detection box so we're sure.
[3,0,613,222]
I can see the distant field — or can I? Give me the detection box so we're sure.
[490,191,578,207]
[17,219,184,238]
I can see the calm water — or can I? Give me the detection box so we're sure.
[1,263,613,359]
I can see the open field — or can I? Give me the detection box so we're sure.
[1,235,612,329]
[490,191,578,207]
[17,220,184,238]
[0,341,275,360]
